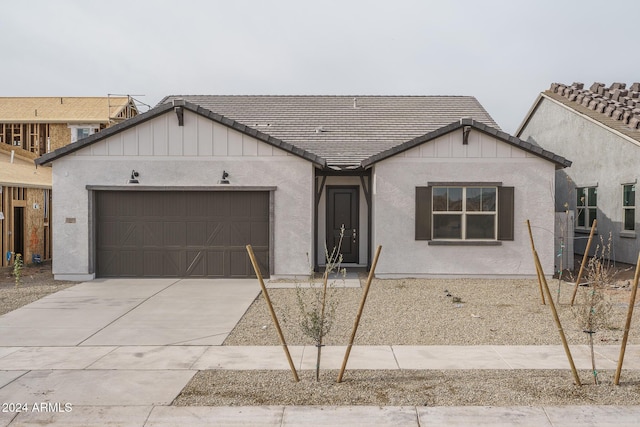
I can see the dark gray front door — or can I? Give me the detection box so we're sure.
[95,191,269,278]
[326,186,359,264]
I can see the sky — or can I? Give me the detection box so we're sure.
[1,0,638,134]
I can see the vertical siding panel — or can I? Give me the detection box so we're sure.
[168,115,184,156]
[183,113,198,156]
[242,135,258,156]
[451,130,466,158]
[197,116,213,156]
[123,127,138,156]
[91,140,108,156]
[466,131,481,157]
[405,146,420,157]
[106,135,124,156]
[138,122,153,156]
[420,142,435,158]
[228,130,243,156]
[213,123,228,156]
[496,139,512,157]
[257,140,273,156]
[153,115,169,156]
[480,134,497,158]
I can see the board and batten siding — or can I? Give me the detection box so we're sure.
[51,109,313,280]
[372,128,556,278]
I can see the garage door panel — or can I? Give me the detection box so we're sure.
[229,221,251,245]
[204,251,223,277]
[231,193,252,217]
[96,191,269,278]
[230,249,250,277]
[163,222,186,246]
[143,251,164,276]
[186,251,205,277]
[162,251,183,276]
[250,221,269,246]
[207,222,228,246]
[186,222,207,246]
[143,222,163,246]
[250,193,269,217]
[119,251,139,276]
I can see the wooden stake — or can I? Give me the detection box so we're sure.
[337,245,382,383]
[614,251,640,385]
[526,220,546,305]
[246,245,299,382]
[571,219,597,306]
[533,248,582,386]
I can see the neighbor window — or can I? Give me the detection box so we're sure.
[416,185,514,242]
[576,186,597,228]
[623,184,635,231]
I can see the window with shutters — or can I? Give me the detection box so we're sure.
[416,184,514,244]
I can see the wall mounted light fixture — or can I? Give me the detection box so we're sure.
[128,170,139,184]
[218,170,229,184]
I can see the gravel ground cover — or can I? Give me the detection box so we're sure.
[2,263,640,407]
[0,262,74,316]
[178,272,640,406]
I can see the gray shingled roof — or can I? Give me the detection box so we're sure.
[159,95,500,168]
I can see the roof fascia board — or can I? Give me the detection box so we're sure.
[514,94,543,137]
[538,93,640,149]
[361,119,570,169]
[36,103,175,165]
[37,101,327,168]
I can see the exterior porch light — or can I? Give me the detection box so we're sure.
[128,170,139,184]
[218,170,230,184]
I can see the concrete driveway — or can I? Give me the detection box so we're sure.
[0,278,260,347]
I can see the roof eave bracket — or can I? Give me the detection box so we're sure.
[174,106,184,126]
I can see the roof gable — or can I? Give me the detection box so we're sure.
[361,118,571,169]
[36,100,326,167]
[0,97,137,124]
[517,82,640,146]
[159,95,500,168]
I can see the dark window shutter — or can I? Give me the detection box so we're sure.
[415,186,432,240]
[498,186,514,241]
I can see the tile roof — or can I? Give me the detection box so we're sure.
[158,95,500,168]
[542,82,640,143]
[0,97,135,124]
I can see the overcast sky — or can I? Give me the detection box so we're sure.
[2,0,638,134]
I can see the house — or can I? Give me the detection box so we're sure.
[35,96,570,281]
[0,150,52,267]
[517,82,639,266]
[0,96,139,268]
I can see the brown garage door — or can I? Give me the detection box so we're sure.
[95,191,269,278]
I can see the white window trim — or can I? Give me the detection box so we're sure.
[576,185,597,230]
[622,183,636,232]
[432,186,498,241]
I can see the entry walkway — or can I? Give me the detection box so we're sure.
[0,279,638,425]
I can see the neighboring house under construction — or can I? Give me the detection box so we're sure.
[0,96,138,267]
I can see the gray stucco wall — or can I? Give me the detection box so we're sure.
[372,128,557,278]
[50,110,314,280]
[519,97,639,265]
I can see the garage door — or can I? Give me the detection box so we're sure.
[95,191,269,278]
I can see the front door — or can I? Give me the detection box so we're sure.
[326,186,359,263]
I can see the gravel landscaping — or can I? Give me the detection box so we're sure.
[2,262,640,407]
[178,271,640,406]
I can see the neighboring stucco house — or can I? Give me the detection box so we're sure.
[517,82,639,266]
[36,96,570,281]
[0,96,138,267]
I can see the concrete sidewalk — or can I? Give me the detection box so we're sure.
[0,278,638,426]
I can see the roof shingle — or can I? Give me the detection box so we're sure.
[159,95,500,167]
